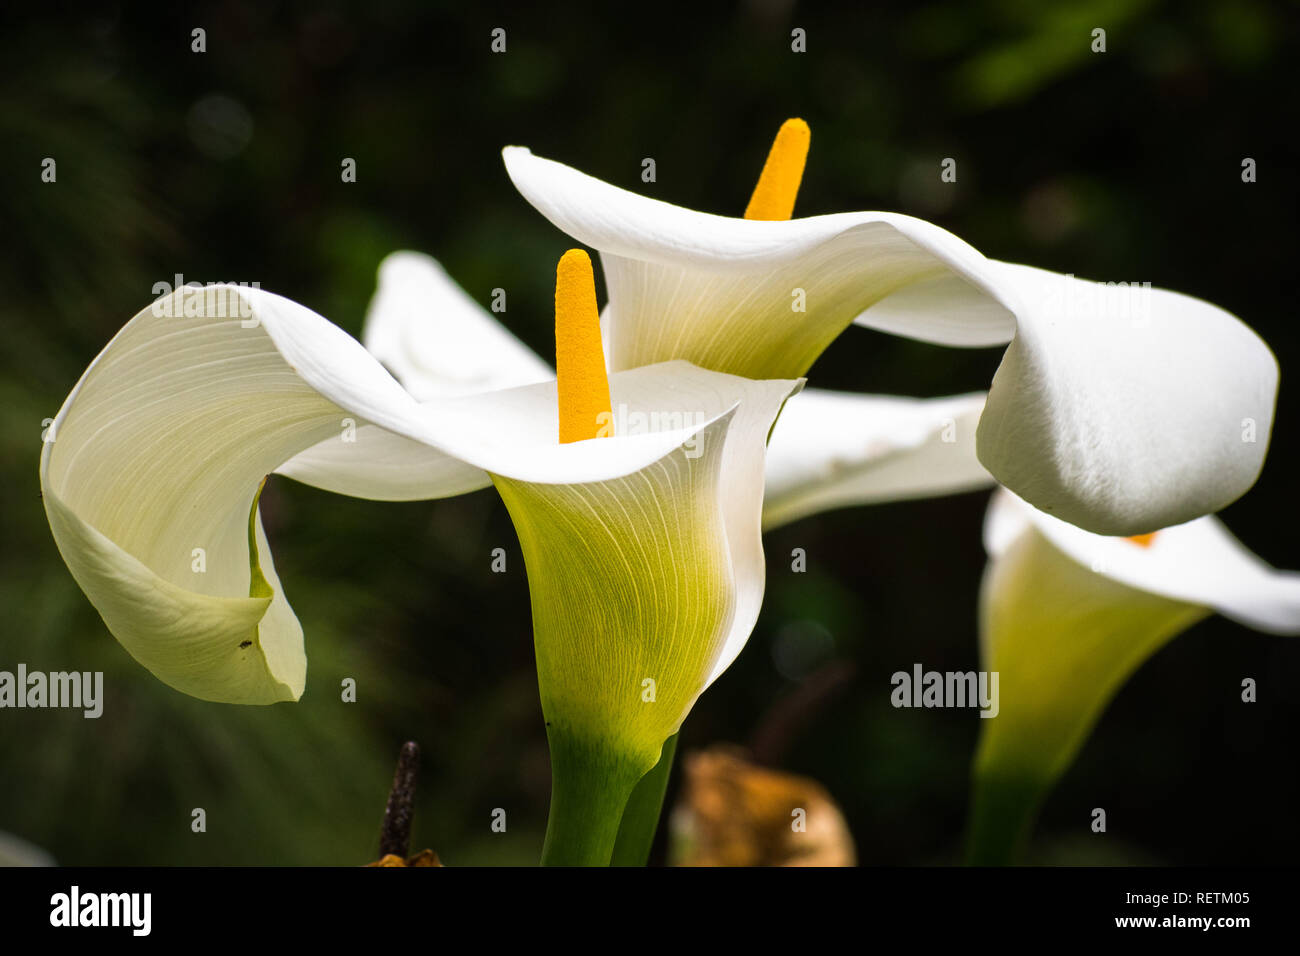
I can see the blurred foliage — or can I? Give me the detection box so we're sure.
[1,0,1297,865]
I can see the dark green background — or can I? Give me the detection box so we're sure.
[1,0,1296,864]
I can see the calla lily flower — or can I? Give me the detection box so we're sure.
[42,256,800,865]
[502,120,1278,537]
[42,277,796,703]
[968,488,1300,864]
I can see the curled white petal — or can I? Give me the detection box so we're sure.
[763,389,992,529]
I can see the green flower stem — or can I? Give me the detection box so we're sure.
[610,733,679,867]
[540,733,645,867]
[964,772,1046,866]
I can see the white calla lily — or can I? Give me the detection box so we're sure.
[502,131,1277,536]
[969,488,1300,863]
[43,281,799,737]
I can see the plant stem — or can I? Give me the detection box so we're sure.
[964,772,1045,866]
[540,733,643,866]
[378,741,420,859]
[609,733,678,866]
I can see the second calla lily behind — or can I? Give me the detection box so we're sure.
[503,119,1278,538]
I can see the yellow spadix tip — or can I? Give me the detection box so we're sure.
[744,118,811,221]
[1126,533,1158,548]
[555,249,612,444]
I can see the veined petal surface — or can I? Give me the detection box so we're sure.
[493,371,802,766]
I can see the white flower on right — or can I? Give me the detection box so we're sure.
[968,488,1300,863]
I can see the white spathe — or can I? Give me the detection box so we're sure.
[985,488,1300,635]
[502,146,1277,537]
[43,283,799,707]
[363,250,554,400]
[763,389,992,529]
